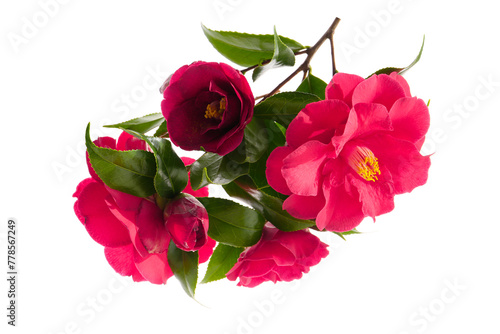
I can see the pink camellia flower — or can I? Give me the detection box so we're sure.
[161,61,254,155]
[73,132,215,284]
[266,72,431,232]
[226,223,329,287]
[164,193,209,252]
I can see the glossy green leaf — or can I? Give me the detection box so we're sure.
[252,27,295,81]
[85,123,156,197]
[253,92,321,127]
[104,113,165,134]
[198,197,265,247]
[167,241,199,298]
[229,118,270,164]
[202,24,304,67]
[190,153,249,190]
[124,130,188,199]
[154,120,168,137]
[223,177,315,232]
[368,36,425,77]
[334,229,361,241]
[201,244,243,284]
[296,73,327,100]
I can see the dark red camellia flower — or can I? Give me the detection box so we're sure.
[266,72,431,232]
[73,132,215,285]
[161,61,254,155]
[226,223,329,287]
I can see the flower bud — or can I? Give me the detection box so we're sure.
[163,193,209,251]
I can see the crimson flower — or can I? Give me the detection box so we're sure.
[73,132,215,284]
[226,223,329,287]
[161,61,254,155]
[266,72,431,232]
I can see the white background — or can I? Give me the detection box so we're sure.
[1,0,500,333]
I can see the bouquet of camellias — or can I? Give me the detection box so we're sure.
[73,18,430,297]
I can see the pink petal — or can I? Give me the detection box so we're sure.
[181,157,209,197]
[86,136,116,182]
[367,134,431,194]
[331,103,392,156]
[104,245,145,282]
[116,131,148,151]
[105,186,143,211]
[133,251,173,285]
[286,99,350,149]
[347,170,395,219]
[389,97,430,144]
[135,199,170,254]
[282,141,332,196]
[390,72,411,97]
[325,73,364,107]
[76,180,131,247]
[352,74,406,111]
[199,237,216,263]
[283,192,325,220]
[266,146,294,195]
[316,172,365,232]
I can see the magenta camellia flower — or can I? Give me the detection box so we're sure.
[73,132,215,284]
[161,61,254,155]
[226,224,329,287]
[164,193,209,252]
[266,72,431,232]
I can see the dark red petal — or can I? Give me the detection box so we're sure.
[286,99,350,149]
[266,146,294,195]
[76,180,131,247]
[352,74,406,111]
[389,97,430,144]
[325,73,364,107]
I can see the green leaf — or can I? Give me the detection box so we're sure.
[202,24,304,67]
[252,27,295,81]
[167,241,199,299]
[201,244,243,284]
[229,118,270,164]
[296,73,327,100]
[85,123,156,197]
[104,113,165,134]
[253,91,321,127]
[368,35,425,77]
[153,120,168,137]
[124,130,188,199]
[198,197,265,247]
[190,153,249,190]
[223,177,315,232]
[334,229,361,241]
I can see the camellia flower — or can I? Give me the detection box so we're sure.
[226,223,329,287]
[73,132,215,284]
[161,61,254,155]
[266,72,431,232]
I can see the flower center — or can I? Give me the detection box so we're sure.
[204,97,226,120]
[347,146,381,182]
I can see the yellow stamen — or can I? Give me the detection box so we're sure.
[347,146,381,182]
[204,97,226,120]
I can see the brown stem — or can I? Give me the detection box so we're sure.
[260,17,341,101]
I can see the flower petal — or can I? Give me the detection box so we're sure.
[135,199,170,254]
[283,192,325,220]
[76,179,131,247]
[352,74,406,111]
[282,141,332,196]
[316,172,365,232]
[104,245,145,282]
[389,97,430,144]
[199,237,216,264]
[367,134,431,194]
[266,146,294,195]
[325,73,364,107]
[390,72,411,97]
[286,99,350,148]
[133,251,173,285]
